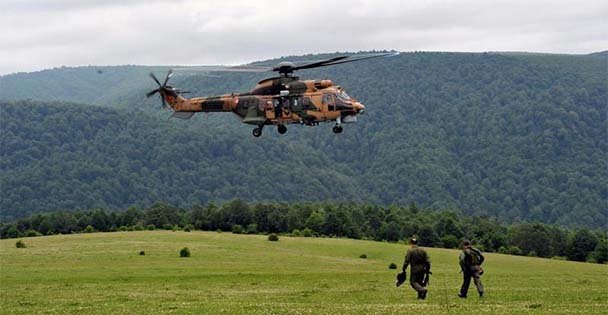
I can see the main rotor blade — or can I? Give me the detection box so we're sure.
[290,56,349,71]
[162,69,174,86]
[293,52,399,71]
[146,89,159,98]
[172,65,272,73]
[149,72,161,86]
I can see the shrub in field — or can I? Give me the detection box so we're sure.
[139,251,145,256]
[180,247,191,257]
[133,223,145,231]
[389,263,398,269]
[302,228,313,237]
[146,224,155,230]
[216,229,222,233]
[359,254,367,259]
[246,224,258,234]
[291,229,302,237]
[499,245,522,256]
[119,226,128,231]
[268,234,279,241]
[232,225,244,234]
[25,230,42,237]
[162,224,173,230]
[440,235,459,248]
[15,240,26,248]
[84,225,95,233]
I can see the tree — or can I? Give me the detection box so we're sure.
[417,225,440,247]
[566,229,599,262]
[592,238,608,264]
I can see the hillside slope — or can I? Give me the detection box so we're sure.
[1,52,606,227]
[1,231,606,314]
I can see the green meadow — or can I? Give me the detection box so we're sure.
[1,231,606,314]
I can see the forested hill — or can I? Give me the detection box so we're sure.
[1,52,606,228]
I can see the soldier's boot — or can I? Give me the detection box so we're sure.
[479,292,484,298]
[458,293,466,298]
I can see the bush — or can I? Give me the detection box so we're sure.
[180,247,191,258]
[162,224,173,230]
[440,235,460,249]
[389,263,398,269]
[119,226,129,231]
[232,225,244,234]
[246,224,258,234]
[184,224,194,232]
[268,234,279,241]
[302,228,313,237]
[146,224,155,230]
[216,229,222,233]
[359,254,367,259]
[499,245,522,256]
[133,223,145,231]
[25,230,42,237]
[291,229,302,237]
[139,251,145,256]
[15,240,26,248]
[84,225,95,233]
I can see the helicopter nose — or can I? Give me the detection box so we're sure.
[353,102,365,112]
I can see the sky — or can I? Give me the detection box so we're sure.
[1,0,606,75]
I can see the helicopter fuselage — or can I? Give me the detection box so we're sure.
[163,76,365,135]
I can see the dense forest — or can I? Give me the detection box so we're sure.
[1,52,606,228]
[2,201,606,264]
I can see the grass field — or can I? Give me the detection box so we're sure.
[1,231,606,314]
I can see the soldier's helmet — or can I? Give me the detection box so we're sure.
[396,271,406,287]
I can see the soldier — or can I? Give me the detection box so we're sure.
[402,238,431,299]
[458,240,485,298]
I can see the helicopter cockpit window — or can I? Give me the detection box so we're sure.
[322,93,335,104]
[336,91,351,102]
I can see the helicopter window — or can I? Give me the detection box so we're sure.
[322,93,335,104]
[300,97,314,110]
[336,91,351,102]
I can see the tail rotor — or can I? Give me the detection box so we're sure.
[146,70,174,109]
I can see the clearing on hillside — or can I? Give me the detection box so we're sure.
[1,231,606,314]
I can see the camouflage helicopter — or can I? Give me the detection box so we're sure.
[146,52,398,137]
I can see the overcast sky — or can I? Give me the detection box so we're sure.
[1,0,606,75]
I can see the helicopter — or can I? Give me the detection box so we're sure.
[146,52,398,137]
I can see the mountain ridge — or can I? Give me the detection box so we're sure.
[1,52,606,228]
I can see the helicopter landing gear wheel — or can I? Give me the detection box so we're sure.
[277,124,287,134]
[332,125,343,134]
[252,127,263,137]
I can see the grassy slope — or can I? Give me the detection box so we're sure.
[1,231,606,314]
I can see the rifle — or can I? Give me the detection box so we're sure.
[422,262,432,286]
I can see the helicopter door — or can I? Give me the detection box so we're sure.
[322,93,336,111]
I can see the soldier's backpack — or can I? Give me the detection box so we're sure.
[469,248,484,266]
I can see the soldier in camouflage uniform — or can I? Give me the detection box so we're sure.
[458,240,485,298]
[402,238,431,299]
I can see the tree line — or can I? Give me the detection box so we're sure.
[2,200,606,264]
